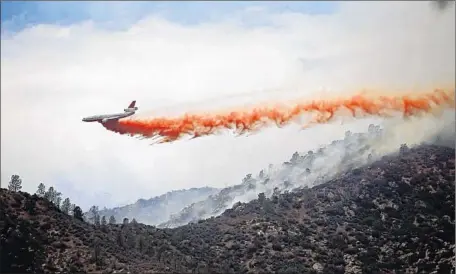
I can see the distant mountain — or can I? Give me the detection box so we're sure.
[157,124,391,228]
[97,187,220,225]
[1,144,454,273]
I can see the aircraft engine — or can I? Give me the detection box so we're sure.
[124,107,138,112]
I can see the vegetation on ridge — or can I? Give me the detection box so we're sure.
[1,144,454,273]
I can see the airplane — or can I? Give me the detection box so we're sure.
[82,100,138,123]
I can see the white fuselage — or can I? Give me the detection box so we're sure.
[82,110,135,123]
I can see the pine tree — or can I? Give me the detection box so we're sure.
[55,196,62,209]
[100,215,108,232]
[73,206,84,221]
[44,187,55,202]
[36,183,46,197]
[53,190,62,206]
[101,216,107,226]
[8,175,22,192]
[89,206,100,225]
[109,215,116,224]
[290,151,299,163]
[70,204,76,215]
[94,214,101,226]
[61,198,71,214]
[259,170,265,179]
[258,192,266,203]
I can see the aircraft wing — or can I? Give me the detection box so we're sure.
[101,116,122,123]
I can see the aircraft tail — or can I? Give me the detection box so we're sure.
[127,100,136,108]
[124,100,138,112]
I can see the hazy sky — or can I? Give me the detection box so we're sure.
[1,1,454,210]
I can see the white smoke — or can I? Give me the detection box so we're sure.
[159,109,455,228]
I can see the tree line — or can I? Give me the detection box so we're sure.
[6,174,119,225]
[6,174,143,270]
[86,205,138,227]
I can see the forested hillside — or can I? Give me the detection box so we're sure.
[1,144,454,273]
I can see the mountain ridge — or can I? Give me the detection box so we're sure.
[158,124,385,228]
[2,143,454,273]
[95,186,220,225]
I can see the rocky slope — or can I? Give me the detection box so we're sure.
[1,144,454,273]
[96,187,219,225]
